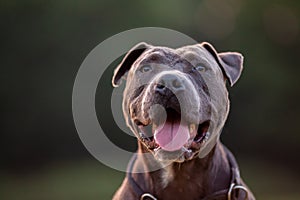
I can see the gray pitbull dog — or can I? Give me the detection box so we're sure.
[112,42,255,200]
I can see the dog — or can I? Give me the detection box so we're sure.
[111,42,255,200]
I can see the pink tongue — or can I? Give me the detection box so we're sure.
[154,121,190,152]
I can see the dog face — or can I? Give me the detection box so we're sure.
[112,42,243,162]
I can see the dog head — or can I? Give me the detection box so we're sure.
[112,42,243,162]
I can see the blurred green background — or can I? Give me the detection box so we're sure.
[1,0,300,199]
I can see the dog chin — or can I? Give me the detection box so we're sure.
[153,147,199,163]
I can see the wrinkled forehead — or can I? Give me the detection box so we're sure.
[175,45,217,69]
[135,45,217,70]
[137,47,182,66]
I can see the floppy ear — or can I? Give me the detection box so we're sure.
[112,42,150,87]
[201,42,244,86]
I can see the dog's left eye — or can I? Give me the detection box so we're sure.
[193,65,206,72]
[140,65,152,73]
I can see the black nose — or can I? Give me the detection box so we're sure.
[155,74,185,94]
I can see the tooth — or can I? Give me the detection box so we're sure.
[182,147,192,153]
[204,132,210,141]
[189,124,196,133]
[139,132,143,137]
[154,146,161,152]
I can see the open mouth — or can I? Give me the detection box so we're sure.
[136,108,210,155]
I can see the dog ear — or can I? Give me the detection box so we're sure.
[112,42,150,87]
[201,42,244,86]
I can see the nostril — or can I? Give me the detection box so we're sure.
[172,79,182,89]
[156,84,165,90]
[156,79,165,92]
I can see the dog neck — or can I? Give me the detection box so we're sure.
[132,142,231,199]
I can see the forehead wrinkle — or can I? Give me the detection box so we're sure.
[139,49,182,67]
[177,50,210,66]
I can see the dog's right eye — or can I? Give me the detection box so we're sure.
[193,64,207,72]
[139,65,152,73]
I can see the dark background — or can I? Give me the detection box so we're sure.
[1,0,300,199]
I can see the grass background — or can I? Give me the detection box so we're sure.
[2,158,300,200]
